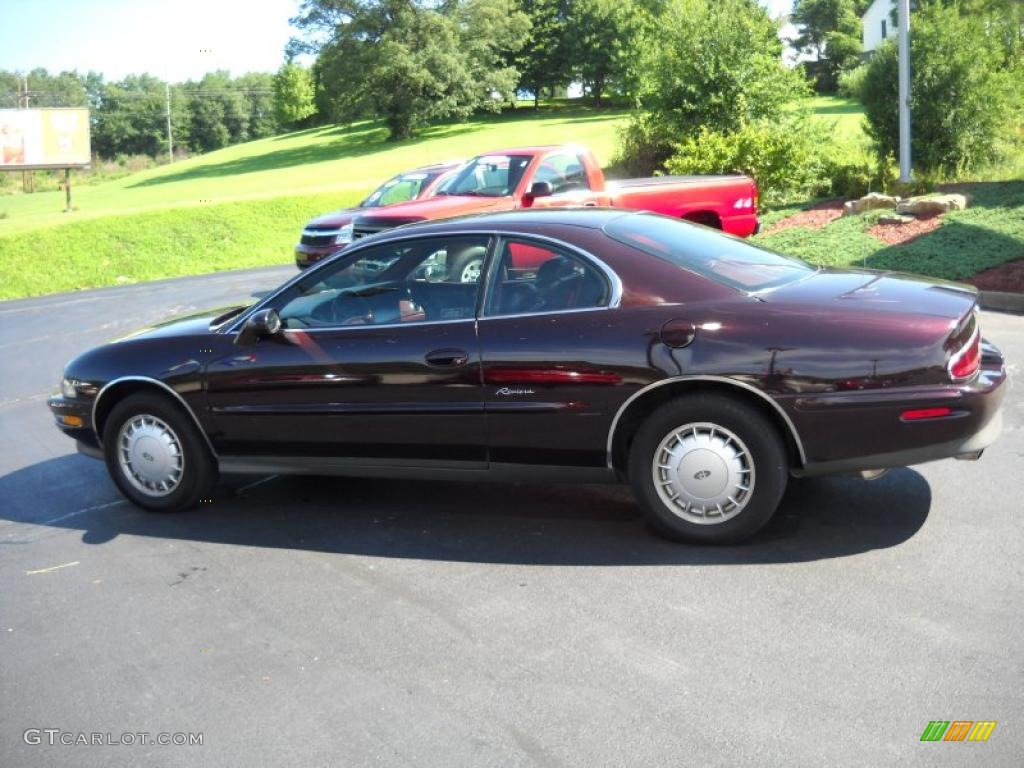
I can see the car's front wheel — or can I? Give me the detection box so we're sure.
[102,392,217,512]
[628,393,788,544]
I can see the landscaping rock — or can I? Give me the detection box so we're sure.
[896,194,968,216]
[877,214,916,225]
[842,192,901,216]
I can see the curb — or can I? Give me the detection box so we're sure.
[978,290,1024,314]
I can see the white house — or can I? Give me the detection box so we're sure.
[862,0,896,53]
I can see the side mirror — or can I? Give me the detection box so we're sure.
[236,308,282,345]
[526,181,553,201]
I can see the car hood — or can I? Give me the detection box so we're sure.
[112,305,247,343]
[304,206,363,229]
[359,194,507,222]
[764,268,978,319]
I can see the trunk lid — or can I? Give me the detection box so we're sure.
[764,268,978,322]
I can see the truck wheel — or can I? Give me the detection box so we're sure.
[628,393,787,544]
[102,392,217,512]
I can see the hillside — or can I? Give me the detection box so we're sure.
[0,104,630,299]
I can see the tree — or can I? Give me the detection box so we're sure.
[27,68,88,107]
[186,71,251,151]
[273,61,317,126]
[618,0,807,172]
[565,0,650,105]
[791,0,867,92]
[510,0,572,107]
[862,3,1015,176]
[237,72,278,139]
[92,74,171,158]
[296,0,530,140]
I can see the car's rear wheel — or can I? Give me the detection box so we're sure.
[628,394,787,543]
[102,392,217,512]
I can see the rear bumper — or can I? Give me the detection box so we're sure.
[788,341,1007,476]
[794,409,1002,476]
[720,213,759,238]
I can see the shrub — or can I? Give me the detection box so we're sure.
[820,154,901,198]
[837,64,868,101]
[615,0,807,174]
[664,115,828,205]
[862,4,1015,176]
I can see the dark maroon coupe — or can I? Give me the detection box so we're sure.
[48,209,1006,543]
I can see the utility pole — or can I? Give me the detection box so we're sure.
[18,74,34,192]
[165,81,174,163]
[897,0,912,183]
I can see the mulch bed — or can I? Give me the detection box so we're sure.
[764,199,845,234]
[865,212,944,245]
[966,259,1024,293]
[767,193,1023,293]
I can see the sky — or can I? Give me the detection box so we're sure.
[0,0,306,81]
[0,0,795,82]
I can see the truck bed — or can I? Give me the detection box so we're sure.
[606,174,749,189]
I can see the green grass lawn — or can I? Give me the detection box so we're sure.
[756,181,1024,281]
[1,96,1019,299]
[0,103,627,236]
[804,95,873,162]
[0,103,627,299]
[760,98,1024,283]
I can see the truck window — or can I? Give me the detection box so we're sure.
[534,151,592,194]
[442,154,533,197]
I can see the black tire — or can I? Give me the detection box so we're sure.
[628,393,788,544]
[449,247,486,283]
[102,392,217,512]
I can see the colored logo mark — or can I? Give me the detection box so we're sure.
[920,721,997,742]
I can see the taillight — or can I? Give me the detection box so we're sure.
[901,407,953,421]
[948,329,981,381]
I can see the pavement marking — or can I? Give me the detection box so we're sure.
[26,560,80,575]
[34,499,128,527]
[236,475,279,494]
[0,392,52,411]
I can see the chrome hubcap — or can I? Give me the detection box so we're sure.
[459,258,483,283]
[652,422,755,524]
[117,414,184,497]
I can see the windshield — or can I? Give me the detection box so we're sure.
[360,172,436,208]
[604,212,814,292]
[438,154,533,198]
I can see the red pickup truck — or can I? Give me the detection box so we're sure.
[348,144,760,281]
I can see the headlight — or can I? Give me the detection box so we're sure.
[61,377,78,398]
[335,223,354,245]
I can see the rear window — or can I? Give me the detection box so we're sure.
[604,213,814,292]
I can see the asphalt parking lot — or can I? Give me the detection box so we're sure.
[1,269,1021,766]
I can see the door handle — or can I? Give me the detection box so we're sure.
[583,201,598,207]
[425,348,470,367]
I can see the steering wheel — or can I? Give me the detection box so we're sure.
[309,290,374,326]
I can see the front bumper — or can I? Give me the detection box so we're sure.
[47,394,100,451]
[295,242,345,269]
[788,340,1007,476]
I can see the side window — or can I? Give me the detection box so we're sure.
[277,236,490,328]
[484,238,610,317]
[376,179,420,206]
[533,151,592,194]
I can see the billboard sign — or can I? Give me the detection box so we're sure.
[0,108,91,170]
